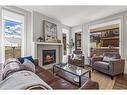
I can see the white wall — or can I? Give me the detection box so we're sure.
[32,11,62,42]
[71,10,127,73]
[32,11,68,59]
[0,6,2,62]
[31,11,70,66]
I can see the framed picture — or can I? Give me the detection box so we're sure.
[43,20,57,42]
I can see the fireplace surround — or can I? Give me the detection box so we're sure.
[34,42,63,69]
[43,49,56,65]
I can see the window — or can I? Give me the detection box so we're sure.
[4,20,22,59]
[2,9,24,61]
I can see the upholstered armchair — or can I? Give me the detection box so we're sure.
[91,52,125,79]
[68,50,84,67]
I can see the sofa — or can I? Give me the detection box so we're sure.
[91,52,125,79]
[68,50,84,67]
[1,58,99,89]
[34,59,99,89]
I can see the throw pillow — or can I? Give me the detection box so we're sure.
[22,59,35,72]
[73,54,82,60]
[103,56,113,62]
[18,56,34,64]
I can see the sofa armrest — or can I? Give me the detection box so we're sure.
[91,56,103,64]
[80,80,99,89]
[34,59,39,66]
[109,59,125,75]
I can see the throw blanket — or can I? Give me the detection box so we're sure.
[0,70,52,90]
[1,58,52,90]
[2,60,32,80]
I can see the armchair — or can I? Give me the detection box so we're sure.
[91,52,125,79]
[68,50,84,67]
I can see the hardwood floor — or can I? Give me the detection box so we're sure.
[91,71,115,89]
[113,74,127,89]
[49,68,115,89]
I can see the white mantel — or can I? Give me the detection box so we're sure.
[35,42,63,46]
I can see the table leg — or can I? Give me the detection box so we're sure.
[89,71,91,79]
[53,66,55,73]
[79,76,81,87]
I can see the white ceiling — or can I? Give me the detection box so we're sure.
[18,6,127,27]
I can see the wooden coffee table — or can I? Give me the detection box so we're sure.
[53,63,91,87]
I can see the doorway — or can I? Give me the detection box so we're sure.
[62,29,69,63]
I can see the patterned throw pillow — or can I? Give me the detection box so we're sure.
[3,58,21,68]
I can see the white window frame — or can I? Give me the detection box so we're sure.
[1,9,25,62]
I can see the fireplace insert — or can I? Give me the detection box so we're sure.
[43,49,56,65]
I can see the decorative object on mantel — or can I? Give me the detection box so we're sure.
[57,39,61,43]
[43,20,57,43]
[46,39,57,43]
[37,37,44,42]
[108,45,113,48]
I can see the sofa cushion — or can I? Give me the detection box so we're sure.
[94,61,109,70]
[22,59,35,72]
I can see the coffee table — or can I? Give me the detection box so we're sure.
[53,63,91,87]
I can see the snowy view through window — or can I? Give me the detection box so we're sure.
[4,20,22,59]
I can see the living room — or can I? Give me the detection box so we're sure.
[0,5,127,90]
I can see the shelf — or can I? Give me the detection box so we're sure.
[101,36,119,40]
[90,27,119,33]
[93,47,119,49]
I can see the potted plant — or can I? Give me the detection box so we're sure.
[67,38,75,54]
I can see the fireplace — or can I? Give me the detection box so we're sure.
[43,49,56,65]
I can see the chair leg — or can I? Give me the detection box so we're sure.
[111,76,114,80]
